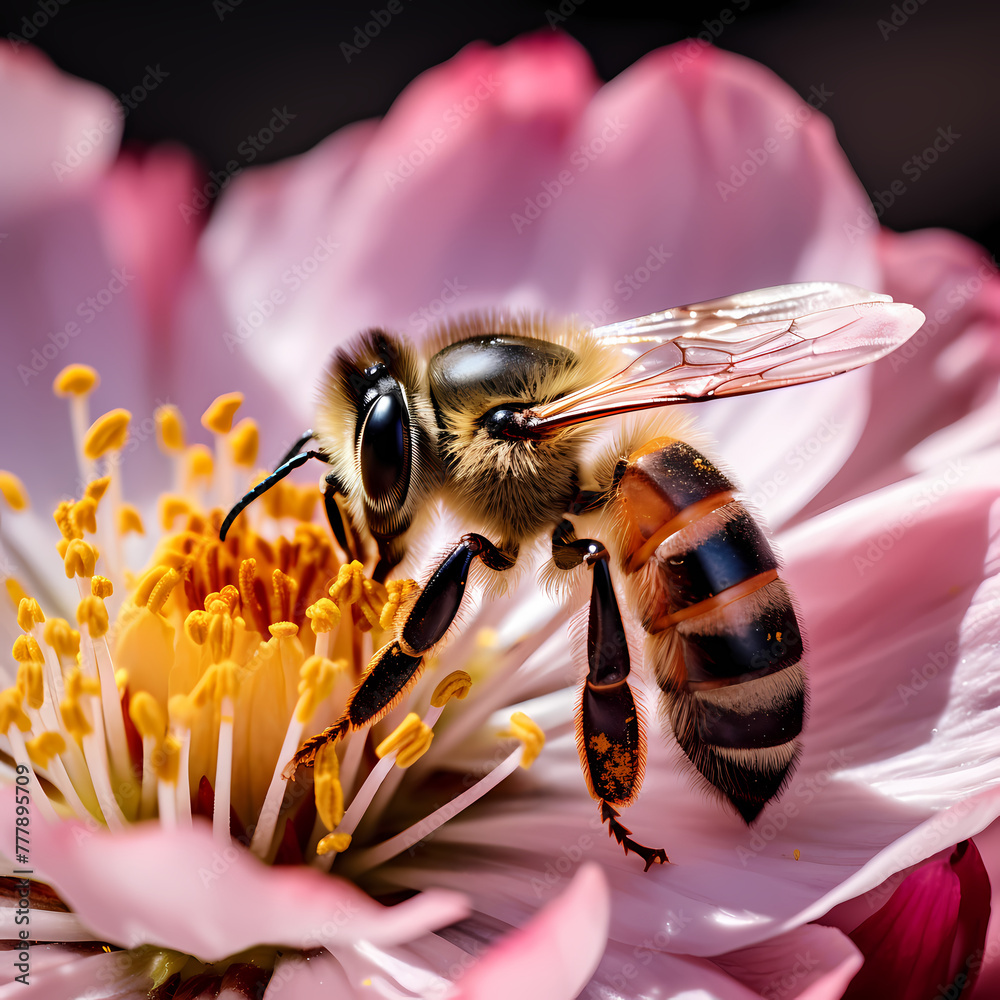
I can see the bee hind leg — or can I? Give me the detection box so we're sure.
[553,520,669,871]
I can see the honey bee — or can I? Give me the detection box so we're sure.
[221,282,923,869]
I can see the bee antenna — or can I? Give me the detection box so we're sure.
[219,448,330,541]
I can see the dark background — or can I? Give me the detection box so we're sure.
[4,0,998,257]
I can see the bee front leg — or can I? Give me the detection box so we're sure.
[553,520,669,871]
[290,533,516,771]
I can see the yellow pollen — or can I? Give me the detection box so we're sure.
[91,575,114,599]
[129,691,168,743]
[793,849,801,861]
[0,471,29,512]
[380,579,416,629]
[43,618,80,659]
[6,578,29,610]
[269,621,299,639]
[186,444,214,483]
[16,661,44,709]
[0,688,32,733]
[64,539,100,578]
[376,712,434,768]
[85,476,111,504]
[155,405,187,453]
[314,741,345,831]
[503,711,545,768]
[431,670,473,708]
[185,610,210,644]
[53,500,80,541]
[12,634,43,665]
[76,595,110,638]
[26,731,66,769]
[16,597,45,632]
[316,832,352,855]
[230,418,259,466]
[190,660,239,707]
[153,734,182,783]
[83,408,131,460]
[296,656,345,722]
[201,392,243,435]
[114,503,145,536]
[53,364,99,397]
[160,495,193,531]
[147,567,181,615]
[72,496,98,534]
[329,562,364,605]
[306,598,340,634]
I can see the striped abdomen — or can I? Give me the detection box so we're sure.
[617,437,804,822]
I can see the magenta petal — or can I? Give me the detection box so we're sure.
[0,790,467,962]
[452,862,609,1000]
[843,841,991,1000]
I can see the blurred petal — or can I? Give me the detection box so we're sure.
[263,951,353,1000]
[0,946,152,999]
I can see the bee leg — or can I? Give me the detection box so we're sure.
[552,521,668,871]
[321,471,358,561]
[289,533,516,772]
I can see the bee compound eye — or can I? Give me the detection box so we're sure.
[359,390,411,510]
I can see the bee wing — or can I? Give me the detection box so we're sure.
[532,283,925,429]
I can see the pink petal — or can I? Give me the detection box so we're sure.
[0,44,121,221]
[452,862,609,1000]
[0,947,152,999]
[0,791,467,962]
[263,951,353,1000]
[842,841,990,999]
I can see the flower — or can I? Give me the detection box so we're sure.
[2,31,1000,1000]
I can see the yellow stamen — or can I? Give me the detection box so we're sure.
[152,734,182,783]
[329,562,364,605]
[186,444,214,483]
[16,597,45,632]
[189,660,239,707]
[314,741,345,831]
[268,621,298,640]
[76,595,109,638]
[306,597,340,633]
[118,504,145,536]
[11,634,43,664]
[201,392,243,435]
[155,405,186,453]
[230,418,259,466]
[64,539,99,578]
[0,687,32,733]
[160,495,193,531]
[185,610,210,645]
[43,618,80,659]
[85,476,111,504]
[0,471,29,511]
[115,668,128,694]
[380,578,416,630]
[60,667,99,741]
[503,711,545,768]
[169,694,197,729]
[431,671,473,708]
[129,691,167,743]
[793,849,801,861]
[316,832,352,855]
[16,661,44,709]
[91,575,114,599]
[26,731,66,768]
[53,364,99,397]
[6,578,29,610]
[296,656,344,722]
[376,712,434,768]
[208,612,234,663]
[83,408,131,460]
[53,500,80,541]
[72,496,98,534]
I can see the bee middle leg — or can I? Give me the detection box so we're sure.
[552,520,668,870]
[290,533,516,770]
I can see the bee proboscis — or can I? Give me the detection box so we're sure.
[220,282,924,869]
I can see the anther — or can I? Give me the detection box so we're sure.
[201,392,244,435]
[26,731,66,768]
[230,418,259,466]
[317,832,352,855]
[83,408,131,460]
[380,579,416,629]
[43,618,80,659]
[190,660,239,707]
[0,688,32,733]
[84,476,111,504]
[376,712,434,768]
[129,691,168,743]
[431,670,473,708]
[186,445,214,483]
[155,405,186,453]
[160,495,193,531]
[297,656,345,722]
[269,621,298,639]
[91,576,114,599]
[76,596,109,638]
[0,471,29,511]
[306,598,340,633]
[16,598,44,632]
[53,364,99,397]
[117,505,145,536]
[16,661,44,709]
[64,539,99,578]
[71,497,98,534]
[503,711,546,768]
[314,741,345,831]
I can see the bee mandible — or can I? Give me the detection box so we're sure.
[220,282,924,869]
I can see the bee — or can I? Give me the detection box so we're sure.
[220,282,923,869]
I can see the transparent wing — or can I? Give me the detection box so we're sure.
[531,283,925,430]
